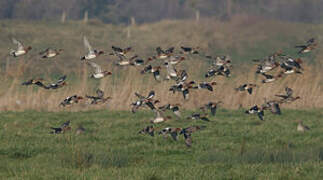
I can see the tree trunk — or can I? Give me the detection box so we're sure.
[195,10,200,22]
[83,11,88,24]
[61,11,66,23]
[226,0,232,20]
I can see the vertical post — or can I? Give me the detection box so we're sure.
[61,11,66,23]
[226,0,232,20]
[131,16,136,26]
[84,11,88,24]
[195,10,200,22]
[127,26,131,39]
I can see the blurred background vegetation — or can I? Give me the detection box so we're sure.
[0,0,322,111]
[1,0,323,24]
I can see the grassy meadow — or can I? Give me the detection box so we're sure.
[0,109,322,179]
[0,16,322,179]
[0,15,322,111]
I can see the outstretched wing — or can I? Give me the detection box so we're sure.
[56,75,67,84]
[146,90,155,100]
[112,46,123,53]
[12,38,24,51]
[184,133,192,147]
[135,92,145,100]
[170,132,178,141]
[87,61,102,73]
[261,73,273,79]
[83,36,93,53]
[285,87,293,97]
[96,89,104,98]
[165,47,174,54]
[181,46,192,52]
[156,47,164,55]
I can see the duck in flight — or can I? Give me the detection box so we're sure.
[10,38,32,57]
[81,36,104,60]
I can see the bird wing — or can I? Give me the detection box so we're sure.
[112,46,122,53]
[170,131,178,141]
[96,89,104,98]
[271,103,281,115]
[155,109,164,118]
[145,101,156,111]
[87,61,102,73]
[83,36,94,53]
[56,75,67,84]
[156,47,164,55]
[167,64,177,77]
[135,92,145,100]
[286,87,293,97]
[165,47,174,54]
[295,45,307,49]
[181,46,192,52]
[210,106,217,116]
[257,110,264,120]
[247,87,253,95]
[35,81,49,89]
[146,90,155,100]
[39,48,50,55]
[201,117,210,122]
[22,80,33,86]
[261,73,273,79]
[184,133,192,147]
[12,38,24,51]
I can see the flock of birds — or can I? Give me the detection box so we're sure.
[8,36,316,147]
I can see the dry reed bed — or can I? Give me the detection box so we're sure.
[0,16,322,111]
[0,58,322,111]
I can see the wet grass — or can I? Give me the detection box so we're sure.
[0,109,322,179]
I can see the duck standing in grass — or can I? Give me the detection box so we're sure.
[10,38,32,57]
[81,36,104,60]
[297,120,310,132]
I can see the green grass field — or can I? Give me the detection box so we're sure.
[0,109,322,179]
